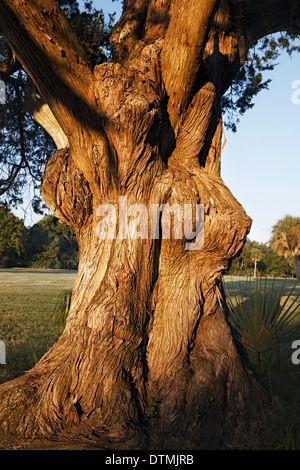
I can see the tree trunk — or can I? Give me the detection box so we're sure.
[0,147,262,449]
[0,78,261,451]
[0,0,292,450]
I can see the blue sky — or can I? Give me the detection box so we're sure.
[16,1,300,244]
[221,51,300,244]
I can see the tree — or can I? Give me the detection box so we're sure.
[263,245,293,278]
[0,0,113,212]
[250,248,263,277]
[227,239,294,278]
[271,215,300,281]
[227,239,265,277]
[27,215,78,269]
[0,205,27,266]
[0,0,299,450]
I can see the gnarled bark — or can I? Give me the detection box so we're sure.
[0,0,298,449]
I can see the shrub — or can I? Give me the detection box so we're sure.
[224,276,300,379]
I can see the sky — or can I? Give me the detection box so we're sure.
[15,1,300,245]
[221,52,300,244]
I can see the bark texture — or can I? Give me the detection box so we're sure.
[0,0,298,449]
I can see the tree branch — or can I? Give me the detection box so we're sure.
[168,82,218,175]
[0,0,98,142]
[244,0,300,45]
[110,0,148,62]
[110,0,172,60]
[160,0,220,132]
[0,0,114,191]
[24,78,69,150]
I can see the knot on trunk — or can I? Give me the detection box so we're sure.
[41,148,93,229]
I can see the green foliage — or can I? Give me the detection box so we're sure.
[0,0,115,212]
[224,276,300,379]
[60,0,115,65]
[270,215,300,280]
[263,247,293,278]
[271,215,300,257]
[0,70,55,210]
[145,398,159,424]
[0,205,27,267]
[0,207,79,268]
[228,238,294,278]
[27,215,79,269]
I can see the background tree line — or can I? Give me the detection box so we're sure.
[228,239,293,278]
[0,205,78,269]
[228,215,300,279]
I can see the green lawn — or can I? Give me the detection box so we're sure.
[0,269,299,448]
[1,270,299,374]
[0,268,77,372]
[223,275,300,300]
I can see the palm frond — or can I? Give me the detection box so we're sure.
[224,276,300,378]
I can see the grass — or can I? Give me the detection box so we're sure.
[0,268,76,372]
[0,270,300,448]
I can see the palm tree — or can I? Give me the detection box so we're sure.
[250,248,263,277]
[271,215,300,281]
